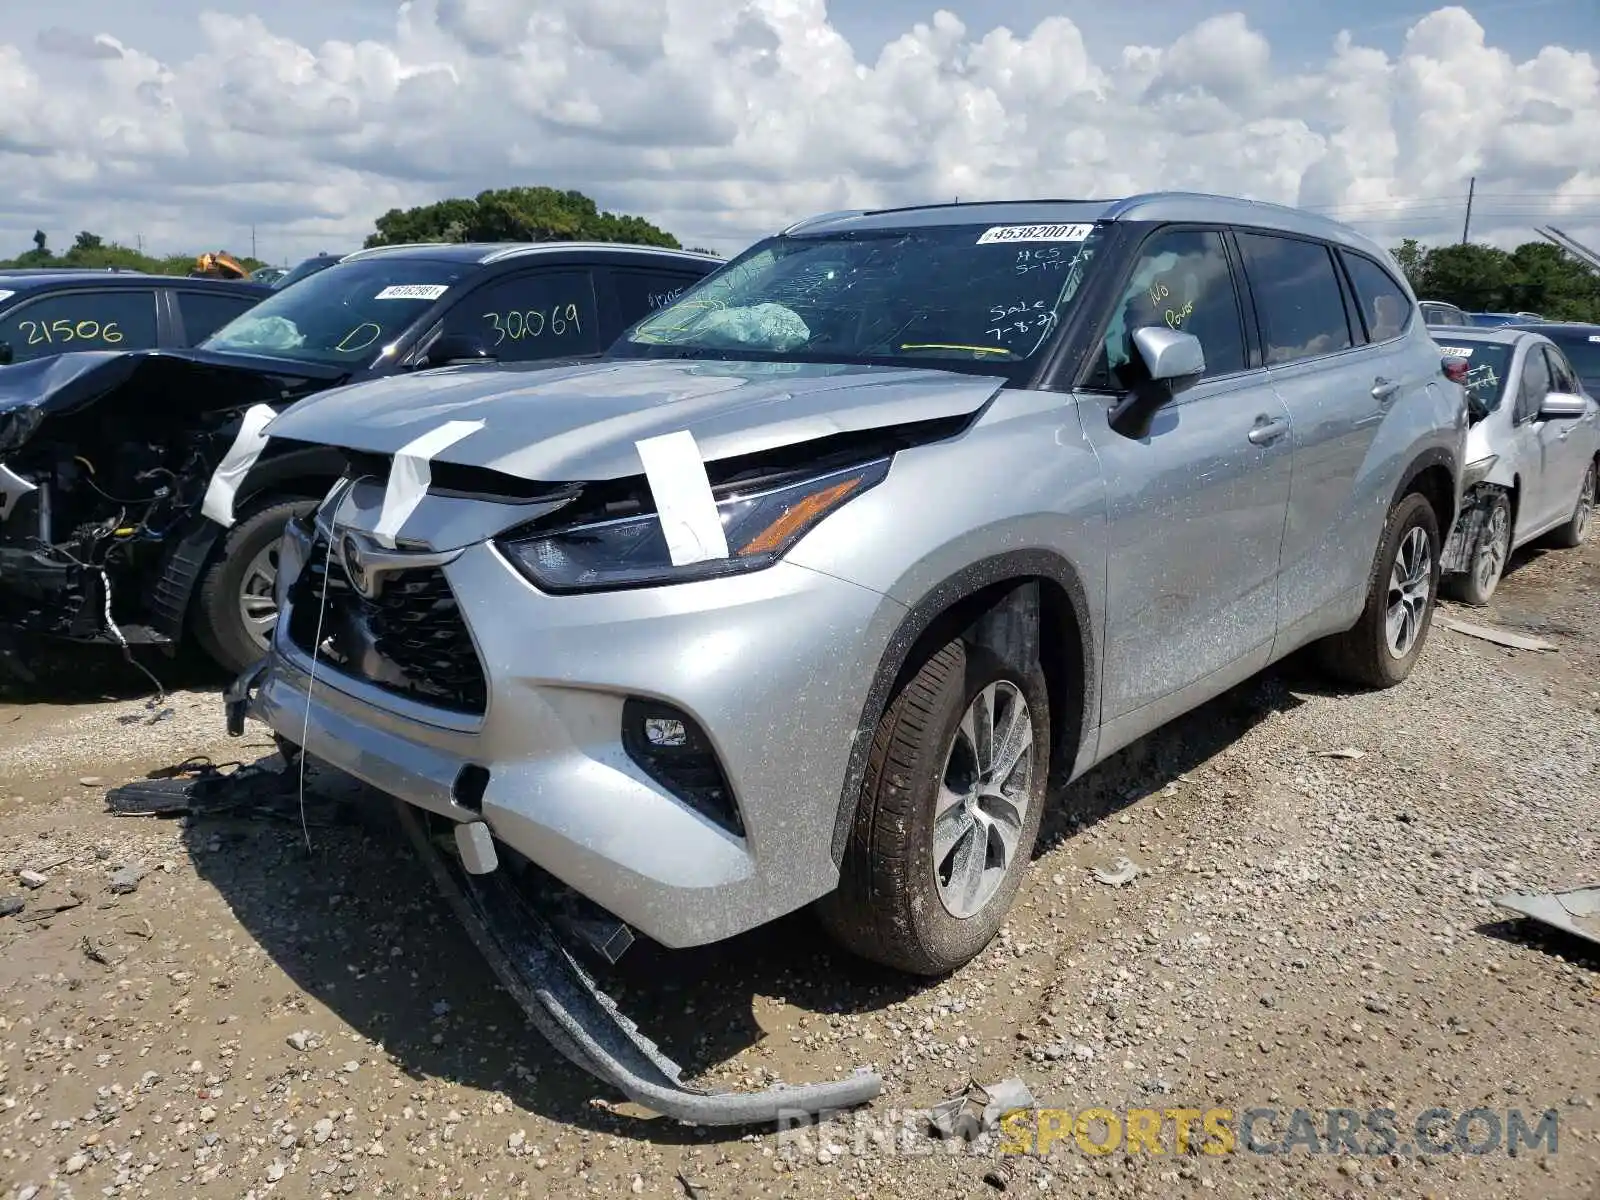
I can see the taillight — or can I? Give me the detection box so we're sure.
[1442,355,1471,385]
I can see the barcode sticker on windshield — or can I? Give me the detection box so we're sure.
[375,284,449,301]
[1589,335,1600,343]
[977,224,1094,245]
[1439,346,1475,357]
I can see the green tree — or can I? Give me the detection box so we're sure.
[365,187,679,249]
[73,231,103,253]
[1389,237,1600,322]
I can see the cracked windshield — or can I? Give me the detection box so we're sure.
[619,222,1106,378]
[202,259,467,365]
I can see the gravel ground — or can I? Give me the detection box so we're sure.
[1,538,1597,1200]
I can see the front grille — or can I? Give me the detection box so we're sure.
[285,539,488,715]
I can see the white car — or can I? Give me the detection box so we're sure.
[1438,328,1600,603]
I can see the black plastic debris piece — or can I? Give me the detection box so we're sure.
[395,802,882,1126]
[0,894,23,918]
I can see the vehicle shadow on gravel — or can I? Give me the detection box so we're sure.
[1036,668,1307,855]
[0,641,226,703]
[169,765,922,1144]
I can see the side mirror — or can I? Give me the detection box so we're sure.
[1538,391,1588,421]
[422,333,493,369]
[0,342,12,366]
[1133,326,1205,384]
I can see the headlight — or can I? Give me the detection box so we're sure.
[498,457,890,592]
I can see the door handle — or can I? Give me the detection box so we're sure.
[1247,416,1289,446]
[1372,377,1401,402]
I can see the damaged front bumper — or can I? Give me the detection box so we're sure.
[224,657,884,1126]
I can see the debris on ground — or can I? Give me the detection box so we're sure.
[1313,747,1367,760]
[676,1170,710,1200]
[107,862,146,894]
[1090,856,1142,887]
[1493,885,1600,950]
[1439,616,1558,652]
[0,893,22,917]
[928,1077,1036,1141]
[17,868,49,889]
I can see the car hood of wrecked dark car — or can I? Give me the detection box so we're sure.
[262,358,1010,482]
[0,348,351,455]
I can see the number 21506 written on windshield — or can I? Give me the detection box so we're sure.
[482,304,583,345]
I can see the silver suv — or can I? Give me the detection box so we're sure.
[235,193,1467,976]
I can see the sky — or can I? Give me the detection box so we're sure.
[1,0,1598,264]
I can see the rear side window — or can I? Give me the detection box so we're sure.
[175,291,263,345]
[1085,228,1248,388]
[1235,233,1352,365]
[0,290,160,362]
[447,270,601,362]
[611,269,698,324]
[1341,252,1412,342]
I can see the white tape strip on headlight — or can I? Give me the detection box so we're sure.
[0,462,39,522]
[372,419,486,548]
[635,429,728,566]
[201,403,280,528]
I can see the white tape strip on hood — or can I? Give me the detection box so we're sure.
[201,404,280,528]
[635,430,728,566]
[0,462,39,522]
[372,419,485,548]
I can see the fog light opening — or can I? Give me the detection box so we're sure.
[453,764,490,812]
[621,698,745,837]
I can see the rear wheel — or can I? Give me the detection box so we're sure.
[1317,492,1441,689]
[1443,490,1511,606]
[192,497,318,675]
[817,638,1049,976]
[1544,460,1596,549]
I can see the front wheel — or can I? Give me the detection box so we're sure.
[192,497,319,675]
[1317,492,1441,689]
[816,638,1050,976]
[1443,490,1511,605]
[1544,460,1596,549]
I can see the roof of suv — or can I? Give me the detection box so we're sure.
[338,242,724,267]
[783,191,1391,257]
[0,271,271,296]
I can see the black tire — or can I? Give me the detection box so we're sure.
[1543,459,1596,550]
[1442,490,1511,606]
[192,497,318,675]
[816,638,1050,976]
[1317,492,1441,689]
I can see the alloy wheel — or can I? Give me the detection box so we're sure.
[1474,503,1510,596]
[1385,525,1432,659]
[932,681,1034,919]
[237,544,281,655]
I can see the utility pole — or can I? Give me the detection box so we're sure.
[251,225,257,259]
[136,234,143,255]
[1461,177,1475,244]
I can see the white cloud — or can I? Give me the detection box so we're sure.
[0,1,1597,261]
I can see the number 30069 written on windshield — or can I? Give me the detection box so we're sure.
[482,304,583,345]
[18,318,126,347]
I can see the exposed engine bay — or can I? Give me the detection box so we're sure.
[0,351,339,668]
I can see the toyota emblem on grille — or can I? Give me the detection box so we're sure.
[340,533,378,598]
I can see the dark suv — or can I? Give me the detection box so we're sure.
[0,243,721,678]
[0,272,271,364]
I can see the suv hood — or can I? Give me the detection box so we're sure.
[265,359,1008,482]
